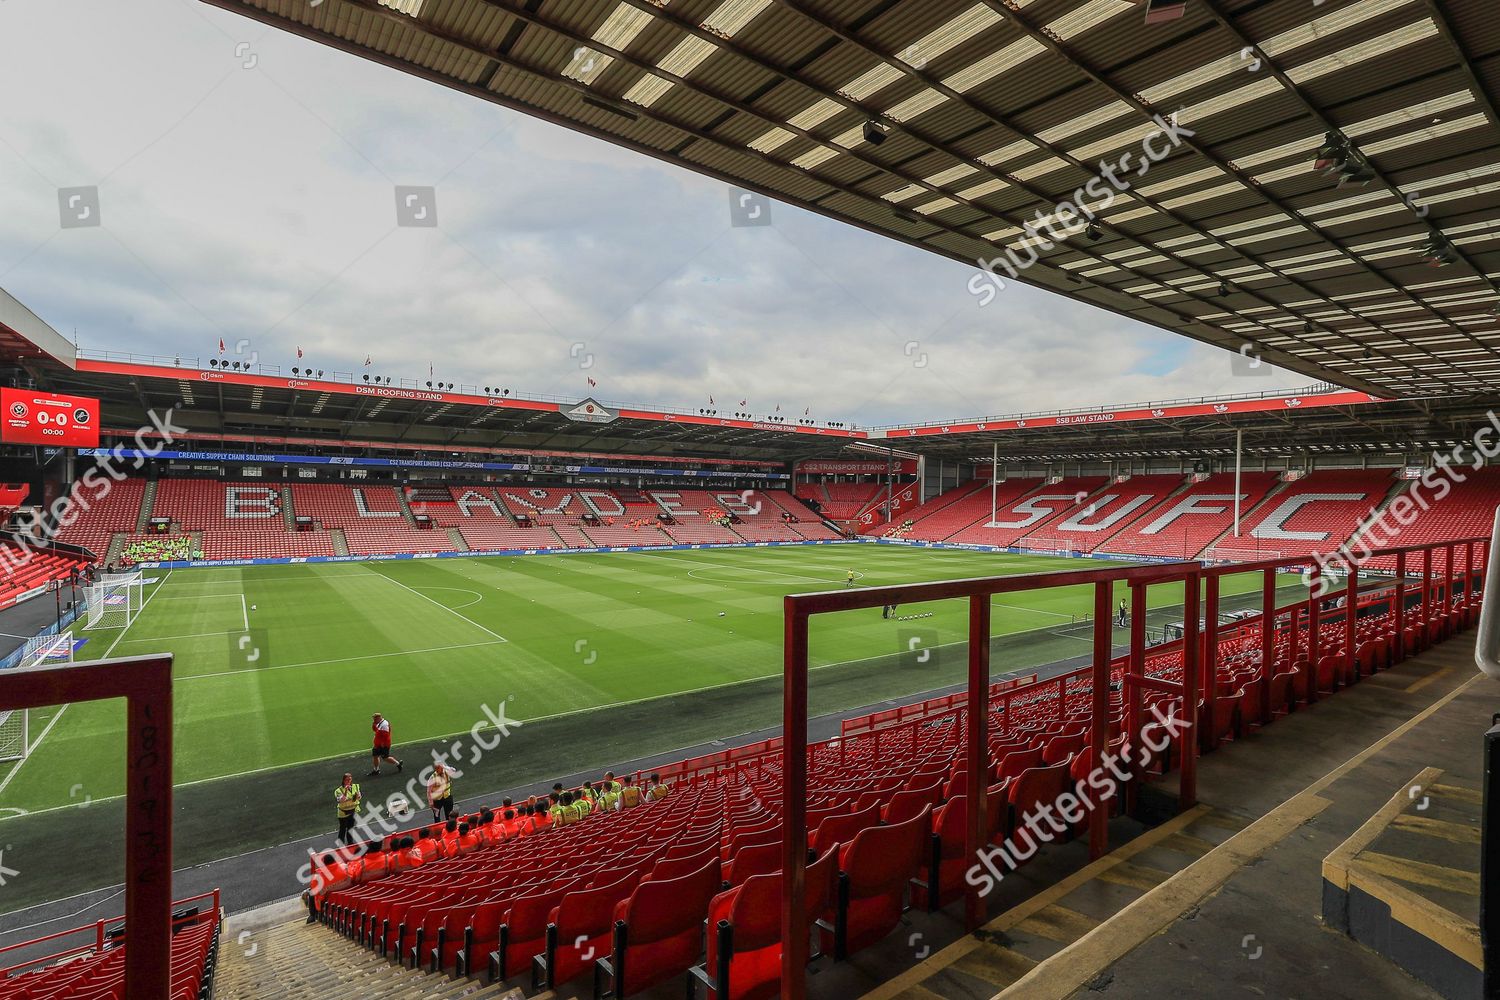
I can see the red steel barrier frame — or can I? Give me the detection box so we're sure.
[780,535,1490,999]
[0,655,173,999]
[782,562,1201,999]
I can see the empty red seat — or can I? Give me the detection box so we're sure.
[819,806,932,959]
[595,855,722,997]
[695,848,839,1000]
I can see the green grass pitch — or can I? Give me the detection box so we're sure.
[0,545,1297,817]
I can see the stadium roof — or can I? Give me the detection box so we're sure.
[200,0,1500,401]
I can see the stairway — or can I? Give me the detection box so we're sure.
[136,480,157,532]
[331,529,350,557]
[215,917,532,1000]
[104,532,128,566]
[447,527,470,551]
[281,485,296,530]
[395,488,420,526]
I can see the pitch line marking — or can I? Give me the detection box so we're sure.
[994,601,1074,620]
[114,629,242,643]
[0,570,174,797]
[179,639,509,681]
[407,586,485,610]
[371,570,507,642]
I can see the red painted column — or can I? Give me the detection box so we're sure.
[125,665,174,1000]
[965,595,990,930]
[1306,569,1322,703]
[1259,568,1275,722]
[1202,574,1220,749]
[781,602,809,1000]
[1180,573,1201,810]
[1394,551,1407,662]
[1088,582,1112,859]
[1346,564,1359,674]
[1126,582,1146,815]
[1422,547,1433,646]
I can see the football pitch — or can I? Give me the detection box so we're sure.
[0,544,1312,820]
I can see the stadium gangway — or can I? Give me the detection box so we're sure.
[1474,507,1500,999]
[0,654,174,998]
[780,532,1491,1000]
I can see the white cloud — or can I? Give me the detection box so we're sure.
[0,0,1308,427]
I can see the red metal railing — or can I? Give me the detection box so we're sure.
[0,889,220,978]
[0,655,174,997]
[779,534,1490,999]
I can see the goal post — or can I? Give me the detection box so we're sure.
[84,571,145,630]
[0,709,28,764]
[1204,546,1283,564]
[0,632,74,763]
[1020,536,1077,557]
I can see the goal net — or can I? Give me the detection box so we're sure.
[0,632,76,764]
[84,571,145,630]
[0,709,27,764]
[1020,536,1076,557]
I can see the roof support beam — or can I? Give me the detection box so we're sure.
[1194,0,1495,291]
[967,0,1489,385]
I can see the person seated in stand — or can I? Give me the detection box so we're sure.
[304,852,351,918]
[599,780,622,812]
[549,792,572,827]
[439,818,461,857]
[359,840,392,882]
[396,836,425,871]
[576,783,597,817]
[618,774,643,809]
[414,826,443,864]
[646,773,671,802]
[600,771,620,796]
[456,821,482,855]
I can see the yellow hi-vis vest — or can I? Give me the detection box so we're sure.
[429,773,451,801]
[621,785,642,808]
[335,783,361,817]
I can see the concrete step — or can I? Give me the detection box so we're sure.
[216,918,534,1000]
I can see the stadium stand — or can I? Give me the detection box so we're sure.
[0,543,88,609]
[752,490,843,540]
[1014,474,1189,554]
[151,480,339,561]
[1206,470,1401,562]
[902,478,1045,542]
[423,487,567,551]
[0,893,220,1000]
[292,484,454,556]
[945,476,1110,548]
[1364,466,1500,575]
[1092,472,1282,560]
[817,482,883,521]
[53,476,146,559]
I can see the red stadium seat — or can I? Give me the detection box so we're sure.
[695,848,839,1000]
[595,855,723,997]
[819,806,932,959]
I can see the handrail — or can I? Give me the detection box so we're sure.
[0,888,217,981]
[1477,506,1500,680]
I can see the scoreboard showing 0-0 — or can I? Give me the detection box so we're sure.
[0,388,100,448]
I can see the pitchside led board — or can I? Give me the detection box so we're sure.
[0,389,100,448]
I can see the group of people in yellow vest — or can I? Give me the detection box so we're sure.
[332,766,671,846]
[545,770,670,826]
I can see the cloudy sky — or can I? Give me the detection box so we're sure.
[0,0,1309,427]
